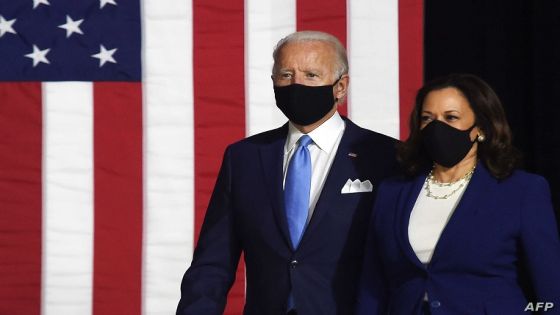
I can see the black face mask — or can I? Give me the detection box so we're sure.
[273,81,338,126]
[421,119,476,168]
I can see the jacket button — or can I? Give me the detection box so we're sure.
[430,300,441,308]
[290,260,298,268]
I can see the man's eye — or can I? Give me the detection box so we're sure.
[276,73,292,80]
[306,73,318,78]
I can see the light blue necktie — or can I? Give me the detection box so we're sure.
[285,135,312,249]
[285,135,312,311]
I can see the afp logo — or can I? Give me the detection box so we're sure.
[525,302,554,312]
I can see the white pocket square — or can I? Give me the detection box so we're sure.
[341,179,373,194]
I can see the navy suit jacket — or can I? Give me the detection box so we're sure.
[177,117,399,315]
[357,163,560,315]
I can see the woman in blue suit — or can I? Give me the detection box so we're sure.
[356,74,560,315]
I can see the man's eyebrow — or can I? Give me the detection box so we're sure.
[277,68,294,73]
[302,68,324,74]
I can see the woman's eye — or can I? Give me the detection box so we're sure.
[445,115,458,121]
[420,116,432,122]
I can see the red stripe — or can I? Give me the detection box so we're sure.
[297,0,348,117]
[0,83,42,315]
[93,82,143,315]
[193,1,246,314]
[399,0,424,139]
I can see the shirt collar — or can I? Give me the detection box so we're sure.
[285,111,345,154]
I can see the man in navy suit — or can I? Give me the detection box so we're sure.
[176,31,399,315]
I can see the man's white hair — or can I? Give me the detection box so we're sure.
[272,31,349,79]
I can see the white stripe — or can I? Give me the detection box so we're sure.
[347,0,400,138]
[42,82,93,315]
[142,0,194,313]
[245,0,296,136]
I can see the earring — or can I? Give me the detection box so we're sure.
[477,134,485,142]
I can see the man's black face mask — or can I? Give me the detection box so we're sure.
[274,79,339,126]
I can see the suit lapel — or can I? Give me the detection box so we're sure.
[395,173,427,269]
[259,125,293,249]
[428,162,493,266]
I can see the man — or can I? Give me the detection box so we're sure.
[177,31,399,315]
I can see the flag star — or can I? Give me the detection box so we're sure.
[25,45,50,67]
[100,0,117,9]
[92,45,117,67]
[33,0,50,9]
[0,15,17,37]
[58,15,84,38]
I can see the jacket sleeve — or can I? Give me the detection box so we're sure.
[176,146,242,315]
[519,176,560,314]
[355,182,390,315]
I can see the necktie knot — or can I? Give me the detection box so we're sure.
[298,135,312,148]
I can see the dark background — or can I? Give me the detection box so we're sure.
[424,0,560,223]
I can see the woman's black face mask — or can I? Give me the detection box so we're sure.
[421,119,476,168]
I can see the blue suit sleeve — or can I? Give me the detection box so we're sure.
[176,147,242,315]
[519,176,560,314]
[356,183,389,315]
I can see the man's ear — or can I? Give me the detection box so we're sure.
[334,74,349,104]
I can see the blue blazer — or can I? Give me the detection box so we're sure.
[357,163,560,315]
[177,118,399,315]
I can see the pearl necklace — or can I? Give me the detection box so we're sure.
[425,164,476,200]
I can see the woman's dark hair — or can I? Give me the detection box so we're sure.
[397,73,522,179]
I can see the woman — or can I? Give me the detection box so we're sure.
[356,74,560,315]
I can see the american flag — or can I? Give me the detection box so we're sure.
[0,0,422,314]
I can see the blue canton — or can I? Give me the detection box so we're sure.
[0,0,140,81]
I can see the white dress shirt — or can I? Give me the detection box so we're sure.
[283,112,345,223]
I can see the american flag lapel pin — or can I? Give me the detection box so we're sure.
[348,152,358,158]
